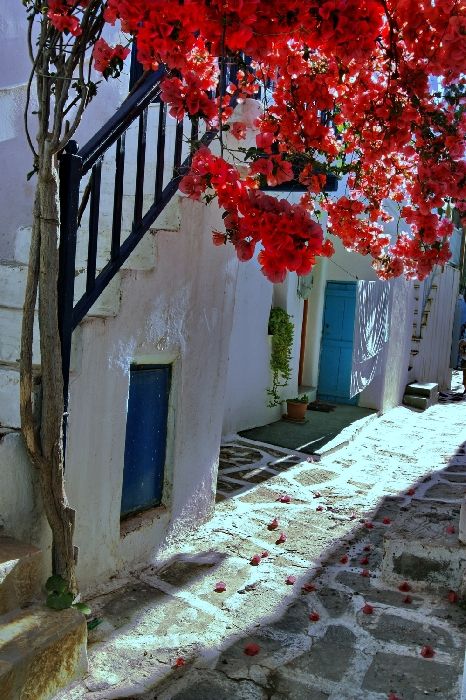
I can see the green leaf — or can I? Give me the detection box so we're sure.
[73,602,92,615]
[87,617,103,631]
[46,591,74,610]
[45,575,67,594]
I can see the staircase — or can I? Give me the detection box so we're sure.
[0,536,87,699]
[408,272,438,370]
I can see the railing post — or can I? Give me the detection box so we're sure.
[58,139,82,455]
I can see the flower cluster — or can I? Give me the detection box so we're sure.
[44,0,466,282]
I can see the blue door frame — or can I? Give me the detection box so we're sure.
[317,281,358,405]
[121,364,171,517]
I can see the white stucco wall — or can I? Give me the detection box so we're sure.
[0,1,130,260]
[63,196,239,592]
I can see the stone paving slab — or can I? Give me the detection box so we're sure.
[55,375,466,700]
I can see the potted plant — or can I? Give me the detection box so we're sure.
[286,394,309,421]
[267,308,294,407]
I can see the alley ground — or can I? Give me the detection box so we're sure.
[57,376,466,700]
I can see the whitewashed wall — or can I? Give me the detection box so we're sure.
[411,264,459,391]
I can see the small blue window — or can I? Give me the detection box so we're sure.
[121,364,171,518]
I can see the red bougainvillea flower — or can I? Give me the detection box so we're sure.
[285,575,296,585]
[361,569,370,577]
[339,554,349,564]
[362,603,374,615]
[267,517,279,531]
[398,581,412,592]
[446,525,456,534]
[448,590,458,603]
[250,554,261,566]
[244,643,260,656]
[261,550,269,558]
[420,645,435,658]
[302,582,316,593]
[277,494,291,503]
[382,517,392,525]
[364,521,374,530]
[309,611,320,622]
[276,532,287,544]
[214,581,226,592]
[360,556,370,565]
[403,595,413,604]
[173,657,185,668]
[316,505,324,512]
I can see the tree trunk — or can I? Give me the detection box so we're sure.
[20,139,77,594]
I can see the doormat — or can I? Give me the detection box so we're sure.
[307,401,337,412]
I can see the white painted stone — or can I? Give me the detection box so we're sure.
[0,262,30,310]
[74,270,121,318]
[0,368,20,428]
[13,227,32,265]
[0,308,40,366]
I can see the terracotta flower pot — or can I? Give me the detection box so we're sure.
[286,400,308,420]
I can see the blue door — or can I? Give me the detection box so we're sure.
[317,282,357,405]
[121,364,171,517]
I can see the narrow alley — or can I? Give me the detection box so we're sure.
[56,376,466,700]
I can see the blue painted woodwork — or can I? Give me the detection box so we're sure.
[317,282,358,405]
[121,364,171,517]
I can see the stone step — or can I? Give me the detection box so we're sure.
[405,382,439,399]
[403,394,429,410]
[0,261,121,318]
[0,536,42,615]
[0,605,87,700]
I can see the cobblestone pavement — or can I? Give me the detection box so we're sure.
[57,378,466,700]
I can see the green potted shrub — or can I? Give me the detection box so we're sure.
[286,394,309,421]
[267,308,294,407]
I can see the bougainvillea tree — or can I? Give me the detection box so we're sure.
[23,0,465,590]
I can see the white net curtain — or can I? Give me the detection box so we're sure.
[350,280,391,398]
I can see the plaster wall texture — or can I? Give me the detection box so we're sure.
[63,196,239,592]
[0,3,130,261]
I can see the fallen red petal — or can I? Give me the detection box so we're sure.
[364,521,374,529]
[382,517,391,525]
[276,532,287,544]
[406,488,416,496]
[388,693,402,700]
[362,603,374,614]
[277,494,291,503]
[316,505,324,512]
[398,581,411,592]
[244,643,260,656]
[173,657,185,668]
[448,590,458,603]
[363,545,371,552]
[420,645,435,658]
[361,569,370,577]
[250,554,261,566]
[360,556,369,565]
[261,550,269,558]
[267,517,279,531]
[339,554,349,564]
[302,582,316,592]
[309,611,320,621]
[403,595,413,604]
[446,525,456,534]
[214,581,226,592]
[285,575,296,585]
[313,492,322,498]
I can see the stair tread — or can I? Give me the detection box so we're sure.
[0,604,87,700]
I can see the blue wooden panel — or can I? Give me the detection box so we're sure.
[318,282,358,404]
[121,365,171,517]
